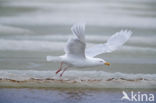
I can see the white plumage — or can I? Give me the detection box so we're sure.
[47,23,132,76]
[86,30,132,57]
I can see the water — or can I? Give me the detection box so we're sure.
[0,0,156,89]
[0,88,156,103]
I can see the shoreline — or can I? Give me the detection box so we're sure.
[0,87,156,91]
[0,70,156,89]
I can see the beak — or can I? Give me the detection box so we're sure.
[104,62,110,66]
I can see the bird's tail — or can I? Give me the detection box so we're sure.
[46,56,61,62]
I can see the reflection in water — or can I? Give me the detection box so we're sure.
[0,88,155,103]
[64,90,91,102]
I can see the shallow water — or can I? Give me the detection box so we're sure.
[0,88,156,103]
[0,0,156,89]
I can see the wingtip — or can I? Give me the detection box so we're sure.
[72,22,86,27]
[70,22,86,43]
[120,29,133,37]
[71,23,86,32]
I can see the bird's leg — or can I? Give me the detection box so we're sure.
[60,66,69,77]
[56,62,63,74]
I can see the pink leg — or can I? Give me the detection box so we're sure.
[60,66,68,77]
[56,62,63,74]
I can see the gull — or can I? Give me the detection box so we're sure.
[47,23,132,77]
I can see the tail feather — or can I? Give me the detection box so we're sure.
[46,56,61,62]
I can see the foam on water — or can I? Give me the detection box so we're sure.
[0,39,156,53]
[0,39,65,51]
[0,70,156,89]
[0,14,156,29]
[0,70,156,88]
[0,25,32,34]
[2,34,156,47]
[13,34,156,43]
[0,0,156,28]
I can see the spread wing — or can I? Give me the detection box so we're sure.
[65,23,86,58]
[86,30,132,57]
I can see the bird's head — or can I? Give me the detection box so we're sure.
[95,58,110,66]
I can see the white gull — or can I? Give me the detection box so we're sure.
[47,23,132,76]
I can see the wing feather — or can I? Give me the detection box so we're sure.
[86,30,132,57]
[71,23,85,43]
[65,23,86,58]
